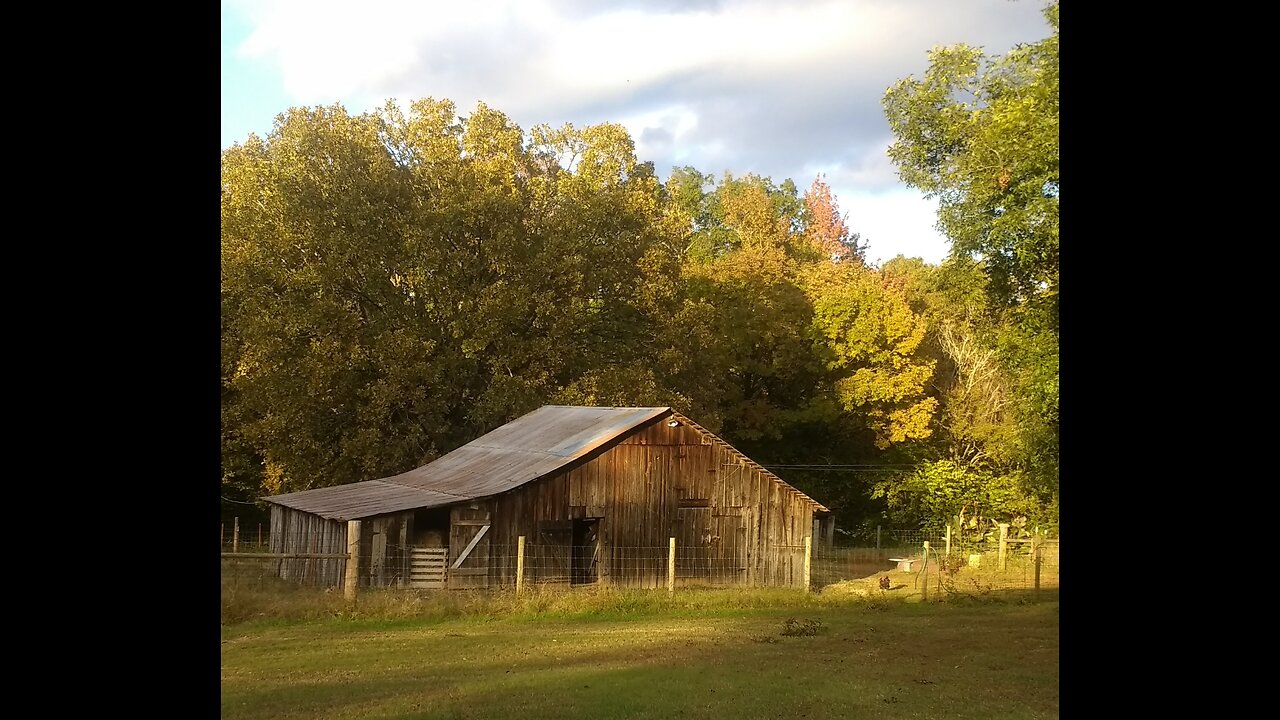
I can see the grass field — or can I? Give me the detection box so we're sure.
[221,584,1059,720]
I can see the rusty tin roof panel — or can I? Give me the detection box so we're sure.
[263,480,467,521]
[263,406,671,520]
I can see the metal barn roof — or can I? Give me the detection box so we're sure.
[263,405,827,520]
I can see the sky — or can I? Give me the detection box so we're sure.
[221,0,1052,266]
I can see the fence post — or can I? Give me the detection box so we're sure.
[258,523,262,549]
[668,537,676,596]
[945,524,952,557]
[921,541,930,601]
[220,523,224,548]
[345,520,361,602]
[803,536,812,593]
[516,535,525,595]
[1032,535,1041,594]
[233,517,240,554]
[998,523,1009,571]
[876,525,881,552]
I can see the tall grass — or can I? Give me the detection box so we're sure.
[222,577,938,625]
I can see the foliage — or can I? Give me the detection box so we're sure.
[871,460,1043,535]
[801,175,866,264]
[222,52,1061,534]
[884,1,1059,322]
[778,617,823,637]
[222,101,684,494]
[880,2,1060,526]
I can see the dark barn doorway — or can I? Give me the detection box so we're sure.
[571,518,601,585]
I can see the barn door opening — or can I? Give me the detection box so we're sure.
[571,519,600,586]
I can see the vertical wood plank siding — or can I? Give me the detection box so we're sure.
[485,419,814,589]
[269,505,347,587]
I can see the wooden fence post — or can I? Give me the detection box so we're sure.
[922,541,930,601]
[516,535,525,595]
[220,523,224,548]
[998,523,1009,571]
[668,537,676,596]
[945,524,952,557]
[876,525,881,551]
[258,523,262,549]
[345,520,361,602]
[803,536,812,593]
[233,517,240,554]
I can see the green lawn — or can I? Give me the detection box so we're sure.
[221,590,1058,719]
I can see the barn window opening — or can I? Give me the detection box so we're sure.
[412,507,450,548]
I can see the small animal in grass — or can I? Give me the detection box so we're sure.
[878,575,891,590]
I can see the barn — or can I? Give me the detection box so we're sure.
[263,405,833,590]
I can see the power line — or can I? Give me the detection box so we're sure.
[221,496,261,505]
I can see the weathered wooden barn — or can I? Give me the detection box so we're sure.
[263,406,832,590]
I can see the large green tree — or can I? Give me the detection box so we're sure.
[222,101,684,496]
[884,1,1059,324]
[882,1,1060,523]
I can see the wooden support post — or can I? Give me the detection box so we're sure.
[668,537,676,596]
[945,524,952,557]
[258,523,262,549]
[1032,535,1041,593]
[516,535,526,595]
[233,517,240,554]
[998,523,1010,571]
[922,541,930,601]
[803,536,812,593]
[220,523,224,548]
[345,520,361,602]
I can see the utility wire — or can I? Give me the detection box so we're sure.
[221,496,260,505]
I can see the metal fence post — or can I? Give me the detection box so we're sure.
[668,537,676,596]
[233,517,240,554]
[345,520,361,602]
[516,535,525,595]
[998,523,1009,571]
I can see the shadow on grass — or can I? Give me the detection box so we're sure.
[222,600,1060,720]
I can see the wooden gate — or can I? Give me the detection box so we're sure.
[409,547,447,589]
[449,507,491,589]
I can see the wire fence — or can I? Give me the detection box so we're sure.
[221,524,1059,598]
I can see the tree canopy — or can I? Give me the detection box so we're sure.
[222,5,1060,536]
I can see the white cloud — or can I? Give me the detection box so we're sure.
[224,0,1051,265]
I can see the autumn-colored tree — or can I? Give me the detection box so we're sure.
[801,175,866,264]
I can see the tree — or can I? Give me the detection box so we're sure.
[883,1,1060,520]
[801,175,866,264]
[884,1,1059,325]
[222,100,685,496]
